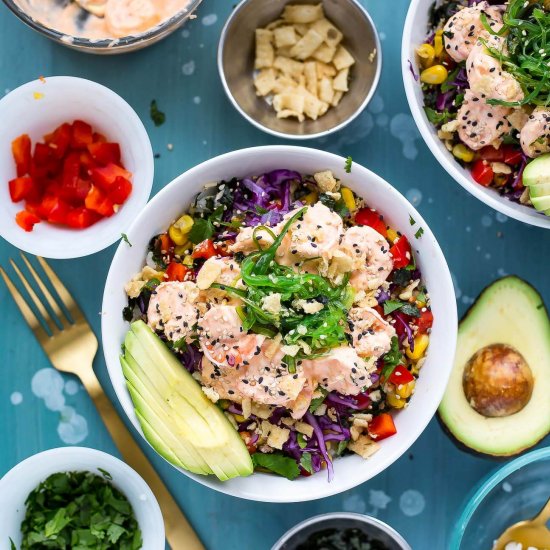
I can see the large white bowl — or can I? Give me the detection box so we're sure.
[402,0,550,230]
[0,76,154,258]
[102,146,457,502]
[0,447,165,548]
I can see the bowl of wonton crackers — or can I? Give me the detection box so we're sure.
[218,0,381,139]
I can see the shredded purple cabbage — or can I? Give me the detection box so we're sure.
[408,59,419,81]
[305,412,334,481]
[394,312,415,352]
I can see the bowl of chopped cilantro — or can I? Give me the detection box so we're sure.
[0,447,164,549]
[102,145,457,502]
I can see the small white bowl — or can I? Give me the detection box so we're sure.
[102,145,457,503]
[0,76,154,258]
[0,447,165,548]
[401,0,550,230]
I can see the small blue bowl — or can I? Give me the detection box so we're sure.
[450,447,550,549]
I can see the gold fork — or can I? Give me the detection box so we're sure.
[1,254,204,550]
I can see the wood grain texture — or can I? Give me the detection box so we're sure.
[0,1,549,549]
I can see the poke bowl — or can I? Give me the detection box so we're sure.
[102,145,457,502]
[402,0,550,229]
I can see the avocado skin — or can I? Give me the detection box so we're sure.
[437,276,550,459]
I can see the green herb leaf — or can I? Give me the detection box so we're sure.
[308,388,328,413]
[414,227,424,239]
[423,106,453,126]
[150,99,166,127]
[252,453,300,480]
[344,156,353,173]
[9,538,16,550]
[300,452,314,474]
[336,440,348,456]
[381,337,404,380]
[383,299,420,318]
[297,433,307,449]
[409,214,415,226]
[187,217,214,244]
[392,269,412,287]
[121,233,132,247]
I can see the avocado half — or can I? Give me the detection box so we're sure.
[438,276,550,457]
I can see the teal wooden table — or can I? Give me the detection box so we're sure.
[1,2,549,549]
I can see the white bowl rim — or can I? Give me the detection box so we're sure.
[217,0,382,140]
[102,145,457,502]
[0,446,165,546]
[0,76,155,258]
[401,0,550,229]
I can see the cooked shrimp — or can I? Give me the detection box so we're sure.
[198,305,265,369]
[457,90,512,151]
[520,108,550,158]
[348,306,396,359]
[147,281,200,342]
[230,225,279,254]
[466,38,524,104]
[302,346,373,395]
[340,225,393,291]
[443,2,503,62]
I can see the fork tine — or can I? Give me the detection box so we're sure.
[20,253,68,327]
[0,266,49,344]
[36,256,86,324]
[9,259,59,334]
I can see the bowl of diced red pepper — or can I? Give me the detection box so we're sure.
[0,76,154,258]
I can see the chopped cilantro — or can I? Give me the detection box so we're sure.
[414,227,424,239]
[252,452,300,480]
[308,388,328,413]
[300,452,314,474]
[336,440,348,456]
[383,299,420,318]
[297,433,308,449]
[423,106,453,126]
[344,156,353,173]
[150,99,166,127]
[409,214,416,226]
[121,233,132,247]
[381,337,404,380]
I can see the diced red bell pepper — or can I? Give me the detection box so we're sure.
[108,176,132,205]
[355,207,388,238]
[85,186,115,217]
[479,145,523,166]
[373,304,384,317]
[90,163,132,192]
[353,392,371,409]
[38,195,70,224]
[59,177,91,205]
[66,207,101,229]
[502,146,523,166]
[368,413,397,441]
[87,142,121,166]
[12,134,32,177]
[93,132,107,143]
[389,365,415,386]
[78,151,97,172]
[471,159,494,186]
[165,262,190,282]
[9,177,34,202]
[416,310,434,333]
[390,235,411,269]
[478,146,504,162]
[70,120,93,149]
[158,233,173,254]
[15,210,41,232]
[192,239,218,260]
[44,123,72,159]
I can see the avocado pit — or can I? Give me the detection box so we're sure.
[463,344,533,418]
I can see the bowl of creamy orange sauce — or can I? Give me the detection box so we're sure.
[5,0,202,53]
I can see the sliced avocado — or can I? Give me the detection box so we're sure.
[527,182,550,198]
[531,195,550,212]
[439,276,550,457]
[123,321,253,480]
[121,355,212,475]
[523,153,550,187]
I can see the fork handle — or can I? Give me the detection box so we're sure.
[81,369,205,550]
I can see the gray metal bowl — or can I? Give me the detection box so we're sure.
[218,0,382,139]
[271,512,412,550]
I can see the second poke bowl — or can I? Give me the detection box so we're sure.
[102,146,457,502]
[402,0,550,229]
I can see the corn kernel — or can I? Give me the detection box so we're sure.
[169,215,194,245]
[434,30,444,58]
[493,173,509,187]
[386,392,406,409]
[420,64,448,85]
[169,226,187,246]
[452,143,475,163]
[182,254,194,267]
[340,187,356,211]
[303,191,318,205]
[416,43,435,68]
[397,380,416,399]
[174,214,194,233]
[233,414,246,423]
[386,228,399,243]
[406,333,430,360]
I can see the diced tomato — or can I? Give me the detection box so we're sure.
[15,210,41,232]
[368,413,397,441]
[416,310,434,333]
[166,262,190,282]
[353,392,371,409]
[389,235,411,269]
[239,431,258,454]
[355,207,388,238]
[108,176,132,204]
[90,163,132,191]
[12,134,32,177]
[70,120,93,149]
[44,123,72,159]
[85,185,115,217]
[192,239,218,260]
[478,146,504,162]
[471,159,494,186]
[373,304,384,317]
[502,146,523,166]
[9,177,34,202]
[88,142,121,166]
[66,207,101,229]
[389,365,415,386]
[478,145,523,166]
